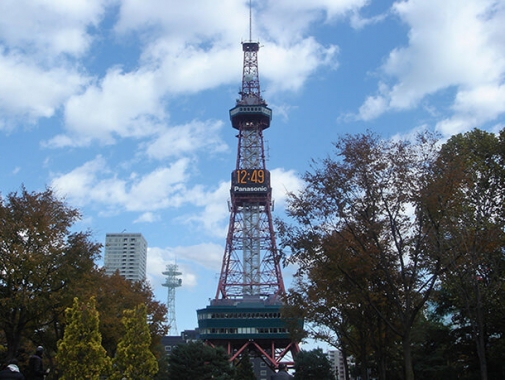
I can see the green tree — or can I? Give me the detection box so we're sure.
[110,304,158,380]
[0,187,101,360]
[426,128,505,380]
[278,132,446,380]
[57,297,111,380]
[294,349,334,380]
[91,271,167,357]
[234,352,256,380]
[167,341,236,380]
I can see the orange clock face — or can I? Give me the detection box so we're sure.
[231,169,270,194]
[234,169,266,184]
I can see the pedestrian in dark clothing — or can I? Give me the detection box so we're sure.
[271,363,294,380]
[27,347,45,380]
[0,359,25,380]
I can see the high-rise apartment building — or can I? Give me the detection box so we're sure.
[327,349,348,380]
[104,233,147,282]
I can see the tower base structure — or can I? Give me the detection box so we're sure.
[197,296,301,369]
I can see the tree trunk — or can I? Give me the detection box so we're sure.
[402,331,415,380]
[474,281,488,380]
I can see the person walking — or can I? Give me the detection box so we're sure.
[27,347,45,380]
[0,359,25,380]
[271,363,294,380]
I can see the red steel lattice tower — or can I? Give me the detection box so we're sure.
[197,36,300,370]
[215,40,285,300]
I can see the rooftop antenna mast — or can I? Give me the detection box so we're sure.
[162,263,182,335]
[249,0,252,41]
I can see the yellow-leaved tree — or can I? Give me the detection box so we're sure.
[57,297,111,379]
[110,304,158,380]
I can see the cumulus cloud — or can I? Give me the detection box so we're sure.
[0,0,109,57]
[261,38,338,93]
[50,155,193,212]
[259,0,369,43]
[1,0,361,137]
[49,155,299,239]
[0,0,109,129]
[145,120,228,160]
[54,68,165,146]
[357,0,505,135]
[271,168,304,209]
[0,50,88,125]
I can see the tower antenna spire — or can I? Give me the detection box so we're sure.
[249,0,252,41]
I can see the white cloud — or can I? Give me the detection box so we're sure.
[358,93,388,121]
[1,1,357,135]
[115,0,246,46]
[436,84,505,135]
[57,67,165,146]
[0,50,87,124]
[145,120,227,160]
[262,38,338,93]
[179,181,231,238]
[134,212,161,223]
[358,0,505,134]
[0,0,110,57]
[259,0,369,43]
[271,168,304,209]
[51,156,109,206]
[50,156,194,212]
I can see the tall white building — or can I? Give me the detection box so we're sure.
[104,233,147,282]
[327,349,348,380]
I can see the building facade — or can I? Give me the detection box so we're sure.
[327,349,348,380]
[104,232,147,282]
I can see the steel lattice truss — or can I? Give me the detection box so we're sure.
[215,41,285,300]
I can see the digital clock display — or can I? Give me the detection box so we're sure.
[231,169,270,194]
[235,169,266,184]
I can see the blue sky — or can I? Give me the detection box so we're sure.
[1,0,504,340]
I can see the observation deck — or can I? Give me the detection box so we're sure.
[197,297,300,347]
[229,104,272,130]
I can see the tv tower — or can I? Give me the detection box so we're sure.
[197,5,300,370]
[162,264,182,335]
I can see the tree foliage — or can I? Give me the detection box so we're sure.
[426,128,505,380]
[234,353,256,380]
[0,186,167,377]
[110,304,158,380]
[57,297,111,380]
[294,348,334,380]
[0,187,101,360]
[278,131,447,380]
[167,341,236,380]
[91,272,167,356]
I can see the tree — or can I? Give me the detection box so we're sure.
[278,132,446,380]
[426,128,505,380]
[57,297,111,380]
[0,187,101,360]
[234,352,256,380]
[294,348,334,380]
[110,304,158,380]
[167,341,236,380]
[91,272,167,357]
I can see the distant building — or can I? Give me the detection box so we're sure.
[104,232,147,282]
[327,349,348,380]
[161,329,200,354]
